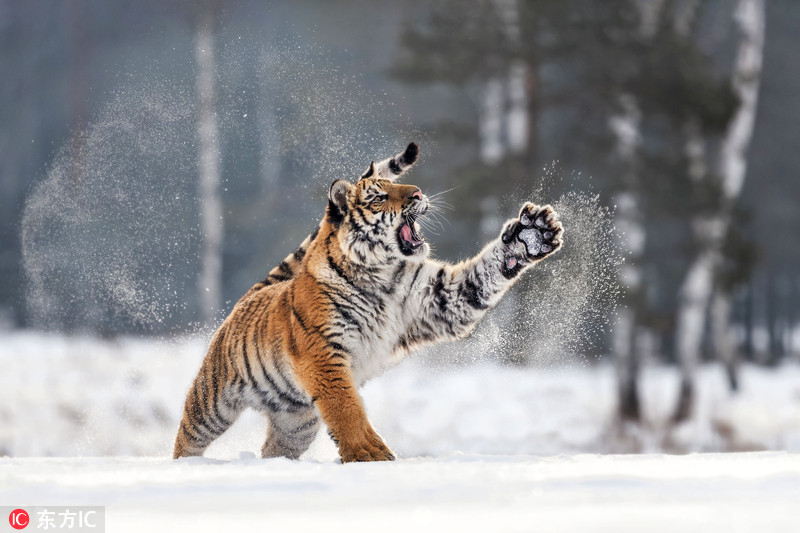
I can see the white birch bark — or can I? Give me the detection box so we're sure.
[480,0,529,164]
[479,77,506,165]
[711,290,739,390]
[196,10,223,326]
[610,94,644,421]
[607,0,669,423]
[506,62,529,154]
[719,0,766,202]
[673,0,765,420]
[257,52,280,189]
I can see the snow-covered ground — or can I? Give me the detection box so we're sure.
[2,330,800,458]
[3,331,800,531]
[2,453,799,532]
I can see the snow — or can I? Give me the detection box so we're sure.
[2,330,800,458]
[2,453,799,532]
[2,331,800,530]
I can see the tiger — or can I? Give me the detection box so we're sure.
[173,142,564,462]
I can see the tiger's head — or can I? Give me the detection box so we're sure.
[327,142,430,265]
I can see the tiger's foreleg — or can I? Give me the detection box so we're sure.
[293,345,394,463]
[412,203,563,342]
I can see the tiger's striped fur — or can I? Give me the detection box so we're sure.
[249,143,420,293]
[173,142,563,462]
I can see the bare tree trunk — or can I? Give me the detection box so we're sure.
[673,0,765,422]
[606,0,673,425]
[711,290,739,391]
[480,0,531,170]
[507,62,530,156]
[610,94,643,422]
[65,0,90,333]
[673,118,713,422]
[791,276,800,361]
[195,5,223,327]
[766,273,784,365]
[743,283,755,359]
[479,77,506,165]
[506,61,537,188]
[614,307,642,420]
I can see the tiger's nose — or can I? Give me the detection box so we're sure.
[411,189,423,201]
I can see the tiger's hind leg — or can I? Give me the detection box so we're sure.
[173,366,245,459]
[261,408,321,460]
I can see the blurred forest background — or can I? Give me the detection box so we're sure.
[1,0,799,454]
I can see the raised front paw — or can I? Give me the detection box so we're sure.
[339,430,396,463]
[502,203,563,261]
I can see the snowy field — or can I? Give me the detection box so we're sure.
[2,453,799,532]
[2,330,800,458]
[2,331,800,531]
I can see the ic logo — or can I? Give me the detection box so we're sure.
[9,509,29,530]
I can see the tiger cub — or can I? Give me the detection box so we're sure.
[173,142,563,462]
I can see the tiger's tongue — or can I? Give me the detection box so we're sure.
[401,223,421,245]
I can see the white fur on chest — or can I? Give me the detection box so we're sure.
[318,260,432,386]
[346,298,412,386]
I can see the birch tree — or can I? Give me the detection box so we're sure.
[479,0,532,170]
[610,0,669,423]
[610,93,645,421]
[195,0,223,327]
[673,0,765,421]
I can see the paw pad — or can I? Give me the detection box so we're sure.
[503,202,563,261]
[518,228,543,256]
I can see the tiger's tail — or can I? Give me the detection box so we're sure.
[360,142,419,182]
[248,224,320,293]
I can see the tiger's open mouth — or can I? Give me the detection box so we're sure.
[397,214,424,255]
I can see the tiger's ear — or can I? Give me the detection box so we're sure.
[327,179,352,224]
